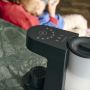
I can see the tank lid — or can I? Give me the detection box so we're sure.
[67,37,90,58]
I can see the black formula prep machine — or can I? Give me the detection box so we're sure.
[22,25,78,90]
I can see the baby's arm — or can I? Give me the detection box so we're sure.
[47,0,60,17]
[39,0,64,29]
[39,12,64,29]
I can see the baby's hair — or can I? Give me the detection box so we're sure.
[8,0,21,4]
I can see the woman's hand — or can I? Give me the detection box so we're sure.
[47,0,60,17]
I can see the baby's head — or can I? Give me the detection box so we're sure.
[8,0,47,16]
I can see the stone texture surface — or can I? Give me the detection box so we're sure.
[0,19,47,90]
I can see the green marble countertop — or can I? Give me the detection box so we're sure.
[0,19,47,90]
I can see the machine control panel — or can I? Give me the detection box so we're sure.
[27,25,78,50]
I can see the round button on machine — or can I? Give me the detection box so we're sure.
[38,31,47,36]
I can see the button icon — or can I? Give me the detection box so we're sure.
[39,31,47,35]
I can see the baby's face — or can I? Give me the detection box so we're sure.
[22,0,46,16]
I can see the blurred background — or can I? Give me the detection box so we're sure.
[57,0,90,27]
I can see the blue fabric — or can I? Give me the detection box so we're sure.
[38,12,64,30]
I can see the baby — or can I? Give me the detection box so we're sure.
[0,0,88,36]
[0,0,64,29]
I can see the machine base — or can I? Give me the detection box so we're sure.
[22,66,46,90]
